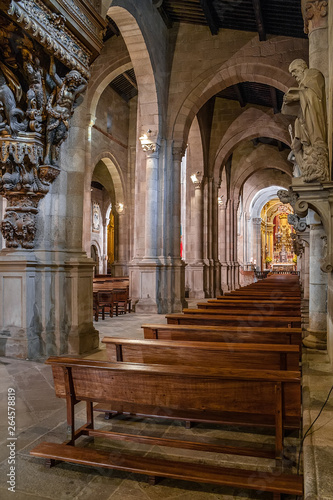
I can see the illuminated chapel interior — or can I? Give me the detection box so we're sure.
[0,0,333,498]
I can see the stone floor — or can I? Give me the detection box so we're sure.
[0,311,332,499]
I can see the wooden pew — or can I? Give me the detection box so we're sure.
[198,300,300,312]
[166,313,302,328]
[183,307,301,318]
[30,357,303,498]
[142,324,302,346]
[102,337,300,370]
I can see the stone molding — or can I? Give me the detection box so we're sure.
[302,0,328,34]
[290,179,333,272]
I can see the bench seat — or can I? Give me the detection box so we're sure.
[31,442,303,498]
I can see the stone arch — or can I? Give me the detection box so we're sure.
[107,4,161,138]
[231,148,293,201]
[213,108,292,181]
[171,57,295,149]
[86,36,132,121]
[244,177,291,215]
[91,151,125,205]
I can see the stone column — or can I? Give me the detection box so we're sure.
[113,207,128,277]
[303,223,327,348]
[102,216,108,275]
[302,0,328,78]
[143,145,160,260]
[186,172,205,299]
[219,199,229,293]
[252,218,262,271]
[169,146,186,311]
[130,134,160,313]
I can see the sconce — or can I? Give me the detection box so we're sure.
[190,171,202,186]
[218,195,224,205]
[116,202,124,214]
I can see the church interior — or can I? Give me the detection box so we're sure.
[0,0,333,498]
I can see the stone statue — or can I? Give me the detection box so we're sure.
[44,56,87,165]
[282,59,329,183]
[0,61,27,136]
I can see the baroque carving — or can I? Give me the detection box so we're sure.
[0,9,88,249]
[7,0,91,78]
[287,213,307,232]
[290,233,304,256]
[302,0,328,34]
[277,188,298,207]
[278,188,307,233]
[282,59,329,183]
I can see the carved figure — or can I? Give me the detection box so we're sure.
[282,59,328,183]
[21,48,45,132]
[44,56,87,165]
[0,62,27,136]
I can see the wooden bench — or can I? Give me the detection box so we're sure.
[102,337,300,370]
[183,307,301,318]
[216,295,301,303]
[166,313,302,328]
[142,324,302,346]
[201,300,300,312]
[30,357,302,498]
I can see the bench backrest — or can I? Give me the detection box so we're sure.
[166,314,301,328]
[46,357,301,423]
[183,308,301,318]
[142,324,302,345]
[102,337,300,370]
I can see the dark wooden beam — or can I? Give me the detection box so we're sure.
[199,0,219,35]
[233,84,246,108]
[252,0,266,41]
[123,72,138,90]
[269,86,279,114]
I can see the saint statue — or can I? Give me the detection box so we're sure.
[282,59,329,183]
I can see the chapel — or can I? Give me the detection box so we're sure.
[0,0,332,499]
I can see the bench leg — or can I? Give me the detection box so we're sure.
[45,458,55,468]
[185,420,192,429]
[148,476,159,485]
[104,411,119,420]
[272,494,281,500]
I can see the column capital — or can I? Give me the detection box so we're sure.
[172,145,185,161]
[190,171,203,189]
[139,130,160,155]
[302,0,328,34]
[252,217,262,225]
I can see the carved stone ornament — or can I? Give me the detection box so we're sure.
[282,59,329,183]
[287,213,307,232]
[0,10,88,248]
[290,233,304,256]
[7,0,91,78]
[302,0,328,34]
[277,188,299,207]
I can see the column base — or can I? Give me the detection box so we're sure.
[186,262,205,299]
[0,249,99,359]
[303,329,327,350]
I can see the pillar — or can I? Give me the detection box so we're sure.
[186,172,205,299]
[113,207,128,277]
[219,199,229,293]
[130,135,160,313]
[303,223,327,348]
[252,218,262,271]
